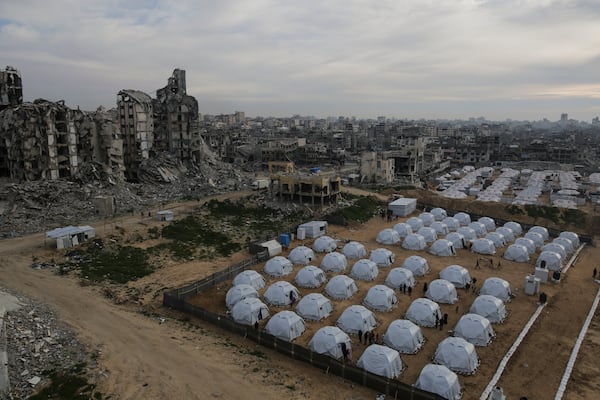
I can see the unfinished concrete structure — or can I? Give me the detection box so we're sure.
[271,173,341,206]
[0,66,23,111]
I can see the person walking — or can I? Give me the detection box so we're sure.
[423,282,428,293]
[408,286,412,296]
[594,267,598,279]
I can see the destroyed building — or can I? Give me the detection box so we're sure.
[0,66,23,111]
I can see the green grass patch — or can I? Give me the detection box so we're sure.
[326,196,382,224]
[524,204,560,223]
[562,208,586,228]
[79,245,153,283]
[505,204,524,215]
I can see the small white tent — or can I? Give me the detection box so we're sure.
[264,256,294,277]
[536,251,563,271]
[504,221,523,236]
[231,297,269,326]
[265,311,306,341]
[350,259,379,281]
[426,279,458,304]
[503,244,529,262]
[342,241,367,260]
[226,284,259,310]
[479,277,512,302]
[446,232,467,249]
[402,233,427,251]
[442,217,460,232]
[431,221,450,236]
[336,305,377,335]
[559,231,580,248]
[552,237,574,254]
[294,265,327,288]
[325,275,358,300]
[393,222,413,238]
[478,217,496,232]
[288,245,316,265]
[296,293,333,321]
[357,344,403,379]
[308,326,351,360]
[370,248,395,267]
[468,222,487,237]
[495,227,515,243]
[431,207,448,221]
[320,252,348,273]
[312,235,337,253]
[541,243,567,260]
[232,270,266,290]
[457,227,477,241]
[524,231,545,248]
[429,239,456,256]
[406,217,424,231]
[406,298,442,327]
[419,212,435,226]
[263,281,300,306]
[454,313,495,346]
[415,364,462,400]
[385,267,416,290]
[485,232,506,248]
[376,228,401,245]
[469,295,507,323]
[434,336,479,375]
[383,319,425,354]
[401,255,430,276]
[515,237,536,254]
[470,238,496,255]
[454,212,471,226]
[417,227,438,243]
[439,265,471,289]
[363,285,398,312]
[529,226,549,241]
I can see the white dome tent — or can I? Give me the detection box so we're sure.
[446,232,467,249]
[232,270,266,290]
[406,298,442,327]
[231,297,270,326]
[529,226,550,241]
[457,227,477,241]
[336,305,377,335]
[363,285,398,312]
[383,319,425,354]
[454,313,495,346]
[401,255,430,276]
[434,337,479,375]
[468,222,487,237]
[312,236,337,253]
[406,217,424,231]
[264,256,294,277]
[265,311,306,342]
[350,259,379,281]
[415,364,462,400]
[393,222,413,238]
[325,275,358,300]
[541,243,567,260]
[429,239,456,256]
[454,212,471,226]
[296,293,333,321]
[376,228,401,245]
[524,231,544,248]
[503,244,530,262]
[442,217,460,232]
[485,232,506,248]
[515,237,536,254]
[431,222,450,236]
[552,237,574,254]
[342,241,367,260]
[308,326,351,360]
[478,217,496,232]
[495,227,515,243]
[370,248,395,267]
[294,266,327,288]
[504,221,523,236]
[426,279,458,304]
[385,268,416,290]
[320,252,348,273]
[431,207,448,221]
[226,284,259,310]
[536,251,563,271]
[439,265,471,289]
[470,295,507,323]
[470,238,496,255]
[418,227,438,243]
[419,212,435,226]
[263,281,301,306]
[288,245,316,265]
[357,344,403,379]
[559,231,580,248]
[402,233,427,251]
[479,277,512,302]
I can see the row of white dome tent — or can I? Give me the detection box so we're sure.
[513,170,549,205]
[476,168,520,203]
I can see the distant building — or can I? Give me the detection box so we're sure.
[561,113,568,122]
[0,66,23,111]
[360,152,395,183]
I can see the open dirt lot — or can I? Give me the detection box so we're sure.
[1,190,599,400]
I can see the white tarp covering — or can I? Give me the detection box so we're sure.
[265,311,305,341]
[294,265,327,288]
[552,237,574,254]
[478,217,496,232]
[342,241,367,259]
[388,198,417,217]
[524,231,545,248]
[504,221,523,236]
[350,259,379,281]
[453,313,495,346]
[431,207,448,221]
[357,344,403,379]
[406,298,442,327]
[363,285,398,312]
[336,305,376,335]
[426,279,458,304]
[514,237,536,254]
[401,255,430,276]
[260,239,282,257]
[231,297,269,326]
[376,228,401,245]
[383,319,425,354]
[406,217,424,231]
[485,232,506,248]
[415,364,462,400]
[431,222,450,236]
[370,248,395,267]
[536,251,563,271]
[469,295,507,323]
[264,256,294,277]
[470,238,496,255]
[393,222,413,237]
[434,337,479,375]
[495,227,515,243]
[308,326,351,360]
[226,284,259,310]
[429,239,456,256]
[385,267,416,290]
[446,232,467,249]
[264,281,300,306]
[402,233,427,251]
[479,277,512,302]
[529,226,549,241]
[232,270,266,290]
[418,227,438,243]
[325,275,358,299]
[454,212,471,226]
[503,244,530,262]
[296,293,333,321]
[468,222,487,237]
[559,231,580,247]
[320,252,348,273]
[439,265,471,289]
[442,217,460,232]
[312,235,337,253]
[541,243,567,260]
[288,245,316,265]
[457,227,477,241]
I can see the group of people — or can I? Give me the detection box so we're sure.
[435,313,449,331]
[398,283,413,296]
[357,329,382,346]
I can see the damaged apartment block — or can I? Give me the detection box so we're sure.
[0,66,23,111]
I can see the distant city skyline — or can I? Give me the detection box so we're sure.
[1,0,599,122]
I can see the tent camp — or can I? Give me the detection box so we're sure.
[529,226,550,241]
[504,221,523,236]
[454,212,471,226]
[442,217,460,232]
[431,207,448,221]
[370,248,395,267]
[350,259,379,281]
[515,237,536,254]
[439,265,471,289]
[406,217,424,231]
[479,277,512,302]
[503,244,530,262]
[385,267,416,290]
[536,251,563,271]
[434,337,479,375]
[312,235,337,253]
[402,255,430,276]
[485,232,506,248]
[363,285,398,312]
[288,245,316,265]
[478,217,496,232]
[320,252,348,273]
[225,284,259,310]
[264,256,294,277]
[446,232,467,249]
[376,228,401,245]
[336,305,377,335]
[495,227,515,243]
[456,227,477,241]
[426,279,458,304]
[470,238,496,255]
[417,227,438,243]
[232,270,266,290]
[393,222,413,238]
[265,311,306,342]
[295,293,333,321]
[357,344,403,379]
[402,233,427,251]
[559,231,580,248]
[468,222,487,237]
[308,326,351,360]
[231,297,270,326]
[419,212,435,226]
[541,243,567,259]
[429,239,456,256]
[406,298,442,327]
[415,364,462,400]
[342,241,367,260]
[431,222,450,236]
[552,237,574,254]
[469,295,507,323]
[294,266,327,288]
[263,281,301,306]
[383,319,425,354]
[524,231,545,248]
[454,313,495,346]
[325,275,358,300]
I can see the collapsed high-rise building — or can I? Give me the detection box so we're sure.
[0,66,23,111]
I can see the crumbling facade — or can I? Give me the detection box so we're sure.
[0,66,23,111]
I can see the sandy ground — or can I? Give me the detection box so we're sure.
[0,188,599,400]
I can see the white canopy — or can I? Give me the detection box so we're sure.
[429,239,456,256]
[383,319,425,354]
[431,221,450,236]
[336,305,377,335]
[264,256,293,277]
[524,231,545,248]
[470,238,496,255]
[478,217,496,231]
[417,227,438,243]
[312,235,337,253]
[442,217,460,232]
[357,344,403,379]
[406,298,442,327]
[265,311,305,342]
[308,326,351,360]
[419,212,435,226]
[514,237,536,254]
[363,285,398,312]
[393,222,413,238]
[529,226,549,241]
[350,259,379,281]
[541,243,567,260]
[457,227,477,241]
[468,222,487,237]
[231,297,269,326]
[320,252,348,273]
[559,231,580,248]
[415,364,462,400]
[263,281,300,306]
[370,248,395,267]
[385,267,416,290]
[431,207,448,221]
[454,212,471,226]
[536,251,563,271]
[402,233,427,251]
[226,284,259,310]
[232,270,266,290]
[401,255,430,276]
[288,245,316,265]
[454,313,495,346]
[446,232,467,249]
[325,275,358,300]
[376,228,401,245]
[485,232,506,248]
[439,265,471,288]
[504,221,523,236]
[434,337,479,375]
[294,265,327,288]
[296,293,333,321]
[503,244,530,262]
[470,295,507,323]
[342,241,367,259]
[406,217,424,231]
[495,227,515,243]
[480,277,512,302]
[426,279,458,304]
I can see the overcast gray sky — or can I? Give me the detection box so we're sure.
[1,0,599,121]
